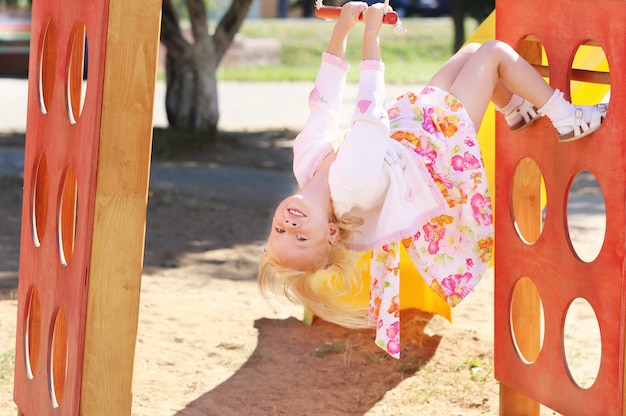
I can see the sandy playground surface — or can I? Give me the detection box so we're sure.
[0,125,605,415]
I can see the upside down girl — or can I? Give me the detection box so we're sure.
[258,2,607,357]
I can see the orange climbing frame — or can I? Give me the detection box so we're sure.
[12,0,161,414]
[494,0,624,415]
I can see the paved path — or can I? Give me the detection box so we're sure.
[0,78,416,132]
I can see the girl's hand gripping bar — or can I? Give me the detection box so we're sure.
[314,5,399,25]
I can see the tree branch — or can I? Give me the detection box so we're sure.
[161,0,191,58]
[212,0,254,63]
[184,0,209,42]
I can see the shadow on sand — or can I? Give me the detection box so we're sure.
[174,308,441,416]
[0,175,23,300]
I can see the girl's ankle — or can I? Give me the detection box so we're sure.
[498,95,539,132]
[497,94,524,116]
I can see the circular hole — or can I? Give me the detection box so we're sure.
[570,42,610,109]
[511,157,546,244]
[49,307,68,408]
[564,298,601,389]
[31,152,49,247]
[566,171,605,262]
[58,166,78,266]
[66,21,88,124]
[24,285,41,379]
[38,17,57,115]
[510,276,544,364]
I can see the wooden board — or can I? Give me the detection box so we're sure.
[494,0,625,414]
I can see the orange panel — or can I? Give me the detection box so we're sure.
[13,0,110,414]
[494,0,625,415]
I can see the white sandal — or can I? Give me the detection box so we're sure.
[556,103,608,142]
[505,99,539,133]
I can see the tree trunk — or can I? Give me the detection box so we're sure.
[160,0,253,132]
[164,45,219,132]
[450,0,466,52]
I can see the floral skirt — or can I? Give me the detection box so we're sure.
[369,86,494,358]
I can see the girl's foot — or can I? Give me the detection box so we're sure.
[553,103,608,142]
[504,99,539,133]
[497,94,540,133]
[539,89,609,142]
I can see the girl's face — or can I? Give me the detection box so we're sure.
[268,194,339,271]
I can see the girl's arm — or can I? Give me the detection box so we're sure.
[330,5,390,208]
[361,4,384,61]
[293,3,368,186]
[326,2,366,59]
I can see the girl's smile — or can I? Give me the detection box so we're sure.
[287,208,306,217]
[267,195,339,271]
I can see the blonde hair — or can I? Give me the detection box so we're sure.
[258,215,370,329]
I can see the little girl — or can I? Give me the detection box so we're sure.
[258,2,607,358]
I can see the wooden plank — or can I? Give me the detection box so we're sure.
[498,159,542,416]
[498,38,542,416]
[79,1,162,414]
[531,64,610,85]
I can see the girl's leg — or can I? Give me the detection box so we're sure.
[492,81,516,109]
[427,42,523,111]
[435,40,606,140]
[445,40,554,130]
[428,41,539,132]
[426,42,481,92]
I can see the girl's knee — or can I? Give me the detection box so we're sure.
[481,39,515,56]
[461,42,481,54]
[470,40,516,65]
[460,41,512,60]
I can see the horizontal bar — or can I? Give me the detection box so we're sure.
[314,6,399,25]
[531,64,610,85]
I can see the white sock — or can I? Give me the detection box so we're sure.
[496,94,527,127]
[497,94,524,115]
[537,89,598,136]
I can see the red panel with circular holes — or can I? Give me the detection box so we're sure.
[494,0,624,415]
[13,1,109,414]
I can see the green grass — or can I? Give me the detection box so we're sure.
[312,339,348,357]
[217,17,479,84]
[0,349,15,384]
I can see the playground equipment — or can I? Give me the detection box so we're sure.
[11,0,622,414]
[12,0,161,414]
[494,0,619,414]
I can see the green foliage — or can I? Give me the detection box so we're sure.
[0,0,30,8]
[218,17,478,85]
